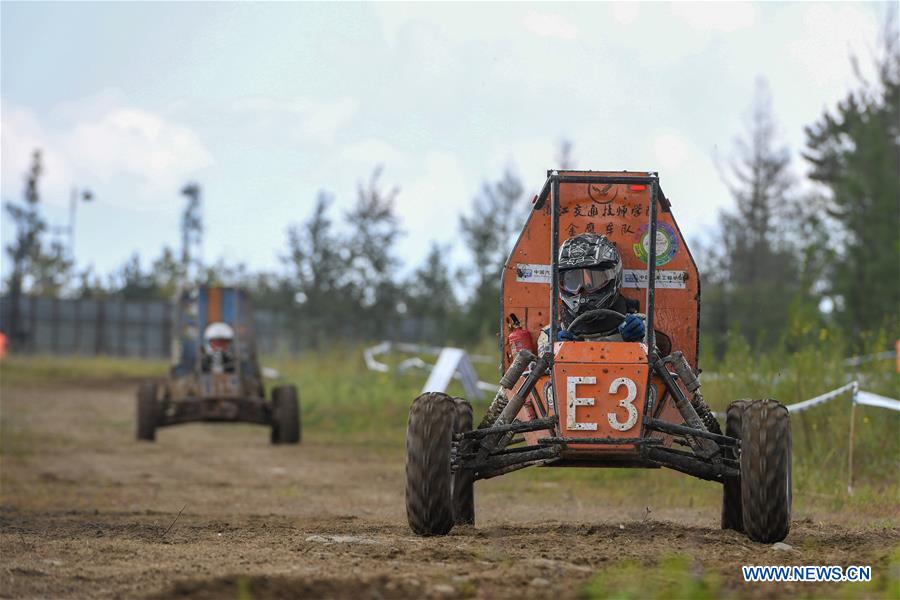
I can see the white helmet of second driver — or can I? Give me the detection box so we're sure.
[203,321,234,353]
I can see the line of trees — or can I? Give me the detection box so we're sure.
[4,30,897,354]
[700,25,899,355]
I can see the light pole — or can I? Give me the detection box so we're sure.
[67,187,93,260]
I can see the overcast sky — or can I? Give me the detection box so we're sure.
[1,2,890,282]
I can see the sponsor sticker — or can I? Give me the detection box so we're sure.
[622,269,687,289]
[633,222,679,265]
[515,263,551,284]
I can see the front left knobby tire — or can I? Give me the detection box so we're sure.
[406,392,456,536]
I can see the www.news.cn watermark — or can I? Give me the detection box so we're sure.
[743,565,872,583]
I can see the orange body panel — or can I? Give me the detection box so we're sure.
[502,171,699,464]
[207,287,223,323]
[501,171,700,372]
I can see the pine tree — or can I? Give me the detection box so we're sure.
[702,80,802,353]
[803,18,900,338]
[459,168,527,339]
[405,242,458,342]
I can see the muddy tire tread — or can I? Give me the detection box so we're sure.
[721,399,750,531]
[740,399,791,543]
[452,397,475,526]
[406,392,455,536]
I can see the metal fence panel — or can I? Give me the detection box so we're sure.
[0,295,437,357]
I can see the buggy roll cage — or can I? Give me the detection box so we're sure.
[537,171,663,430]
[457,172,739,483]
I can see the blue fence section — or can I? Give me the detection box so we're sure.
[0,295,294,358]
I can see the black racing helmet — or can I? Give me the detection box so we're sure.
[558,233,623,320]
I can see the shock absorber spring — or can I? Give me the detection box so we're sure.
[478,349,535,429]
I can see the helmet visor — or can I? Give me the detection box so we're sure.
[209,338,231,352]
[561,267,619,294]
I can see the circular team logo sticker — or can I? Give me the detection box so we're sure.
[633,222,679,265]
[587,182,618,204]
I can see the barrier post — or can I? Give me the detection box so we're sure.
[847,382,859,495]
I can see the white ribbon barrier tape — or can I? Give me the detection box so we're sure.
[363,341,391,373]
[712,381,858,419]
[261,366,281,380]
[381,341,494,364]
[785,381,858,413]
[364,341,497,397]
[855,391,900,411]
[843,350,897,367]
[713,381,898,419]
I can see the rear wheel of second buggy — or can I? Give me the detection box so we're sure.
[136,381,159,442]
[452,397,475,526]
[406,392,456,536]
[721,400,750,531]
[271,385,300,445]
[740,399,792,543]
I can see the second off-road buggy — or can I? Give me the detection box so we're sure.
[405,171,791,543]
[136,286,301,444]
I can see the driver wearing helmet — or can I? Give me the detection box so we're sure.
[538,233,645,350]
[202,321,236,373]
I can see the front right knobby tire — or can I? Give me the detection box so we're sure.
[721,399,749,532]
[406,392,456,536]
[740,399,792,543]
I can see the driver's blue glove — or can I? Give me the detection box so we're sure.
[557,329,577,341]
[618,314,645,342]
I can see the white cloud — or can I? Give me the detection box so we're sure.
[394,151,470,267]
[610,3,640,26]
[789,5,879,88]
[341,138,407,170]
[232,96,358,144]
[65,108,212,187]
[522,10,578,40]
[49,88,129,123]
[670,3,756,33]
[487,139,556,196]
[653,132,689,171]
[1,101,74,206]
[1,95,213,209]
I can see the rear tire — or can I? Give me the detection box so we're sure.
[136,381,159,442]
[721,400,750,531]
[452,398,475,526]
[271,385,300,445]
[406,392,456,536]
[740,399,791,543]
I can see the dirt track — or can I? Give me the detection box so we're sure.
[2,383,898,599]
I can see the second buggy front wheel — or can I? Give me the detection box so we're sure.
[270,385,301,445]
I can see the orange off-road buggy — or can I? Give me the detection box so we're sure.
[405,171,791,543]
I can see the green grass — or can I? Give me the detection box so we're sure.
[0,354,167,387]
[2,339,898,511]
[699,335,900,506]
[580,554,720,600]
[579,548,900,600]
[265,344,494,446]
